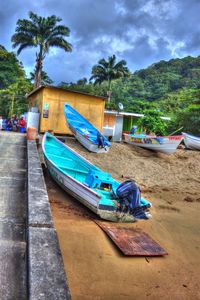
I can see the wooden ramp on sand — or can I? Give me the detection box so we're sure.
[95,221,168,256]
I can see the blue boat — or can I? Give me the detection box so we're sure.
[64,103,111,153]
[42,132,151,222]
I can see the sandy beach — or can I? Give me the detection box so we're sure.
[44,138,200,300]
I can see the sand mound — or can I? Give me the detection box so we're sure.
[65,138,200,205]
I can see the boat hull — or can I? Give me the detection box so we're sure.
[44,153,135,222]
[182,133,200,150]
[75,130,110,153]
[45,158,99,210]
[64,104,111,153]
[124,134,182,154]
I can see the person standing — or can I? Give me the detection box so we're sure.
[6,117,12,130]
[12,115,19,132]
[19,116,26,132]
[130,125,137,134]
[97,132,105,148]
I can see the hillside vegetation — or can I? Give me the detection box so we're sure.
[0,44,199,134]
[62,55,200,111]
[61,56,200,134]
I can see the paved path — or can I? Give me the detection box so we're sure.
[0,131,71,300]
[0,132,27,300]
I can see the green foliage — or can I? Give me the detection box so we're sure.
[90,55,130,101]
[30,70,53,85]
[105,101,118,110]
[158,88,200,114]
[65,55,200,134]
[0,45,24,89]
[0,77,32,117]
[90,55,129,86]
[173,104,200,135]
[110,78,159,112]
[0,45,32,117]
[137,109,168,135]
[133,56,200,101]
[102,55,200,111]
[58,80,108,98]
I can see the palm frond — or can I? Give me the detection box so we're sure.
[47,37,72,52]
[48,26,70,39]
[90,54,129,87]
[16,43,35,55]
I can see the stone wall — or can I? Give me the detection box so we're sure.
[27,140,71,300]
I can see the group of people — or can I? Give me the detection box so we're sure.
[0,115,26,132]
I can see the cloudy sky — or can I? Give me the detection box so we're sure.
[1,0,200,84]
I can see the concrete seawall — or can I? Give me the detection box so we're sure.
[0,132,71,299]
[27,140,71,300]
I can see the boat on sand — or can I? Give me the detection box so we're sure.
[42,132,151,222]
[182,132,200,150]
[124,133,183,154]
[64,103,111,153]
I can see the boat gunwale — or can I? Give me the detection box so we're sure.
[124,133,183,140]
[182,132,200,142]
[42,132,101,199]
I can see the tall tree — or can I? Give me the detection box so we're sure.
[11,11,72,88]
[90,54,129,102]
[30,70,53,85]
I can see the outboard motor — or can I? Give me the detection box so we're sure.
[116,180,151,219]
[116,180,141,211]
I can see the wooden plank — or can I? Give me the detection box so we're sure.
[95,221,168,256]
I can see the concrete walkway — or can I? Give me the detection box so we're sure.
[0,132,27,299]
[0,131,71,300]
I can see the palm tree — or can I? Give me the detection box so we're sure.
[90,55,129,102]
[11,11,72,88]
[30,70,53,85]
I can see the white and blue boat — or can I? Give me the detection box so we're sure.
[42,132,151,222]
[124,133,183,154]
[64,103,111,153]
[182,132,200,150]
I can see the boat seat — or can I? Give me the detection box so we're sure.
[84,169,114,188]
[49,153,73,162]
[60,166,88,174]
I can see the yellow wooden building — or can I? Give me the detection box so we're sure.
[27,86,106,134]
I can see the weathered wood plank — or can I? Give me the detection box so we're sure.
[96,221,168,256]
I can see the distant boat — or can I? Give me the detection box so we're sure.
[64,103,111,153]
[182,132,200,150]
[124,133,183,154]
[42,132,151,222]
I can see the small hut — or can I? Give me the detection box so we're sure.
[103,110,171,142]
[27,86,106,134]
